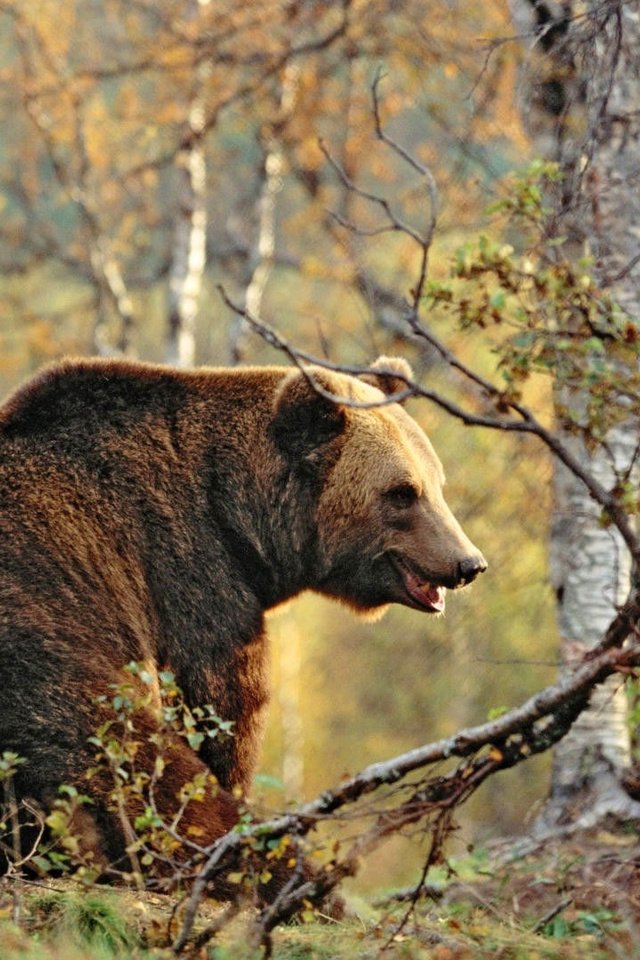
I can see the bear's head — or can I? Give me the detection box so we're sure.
[272,357,486,617]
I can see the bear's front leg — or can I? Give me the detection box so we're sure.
[175,633,271,796]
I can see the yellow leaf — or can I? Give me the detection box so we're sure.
[301,255,324,278]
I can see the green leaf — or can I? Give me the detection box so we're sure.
[187,731,204,751]
[512,331,535,349]
[487,706,508,721]
[253,773,284,791]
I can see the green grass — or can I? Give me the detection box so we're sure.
[0,898,627,960]
[0,831,637,960]
[1,888,140,959]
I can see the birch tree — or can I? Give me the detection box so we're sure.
[165,0,210,369]
[510,0,640,829]
[228,61,300,364]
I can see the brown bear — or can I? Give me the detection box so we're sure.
[0,355,485,882]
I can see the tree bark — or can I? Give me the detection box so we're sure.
[543,429,639,829]
[165,0,210,369]
[228,62,299,364]
[510,0,640,830]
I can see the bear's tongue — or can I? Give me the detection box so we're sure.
[404,569,446,613]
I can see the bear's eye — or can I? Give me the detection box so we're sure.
[384,483,419,509]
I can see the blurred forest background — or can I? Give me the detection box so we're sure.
[0,0,562,891]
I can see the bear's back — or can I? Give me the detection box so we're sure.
[0,360,192,443]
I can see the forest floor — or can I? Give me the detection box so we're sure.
[1,821,638,959]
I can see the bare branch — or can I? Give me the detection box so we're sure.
[319,140,425,247]
[172,593,640,952]
[217,285,417,406]
[218,285,640,563]
[369,69,438,310]
[319,72,439,317]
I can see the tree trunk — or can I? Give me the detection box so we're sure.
[228,62,299,364]
[90,242,136,357]
[510,0,640,830]
[165,0,210,369]
[542,429,638,829]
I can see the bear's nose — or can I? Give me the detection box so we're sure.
[457,554,487,586]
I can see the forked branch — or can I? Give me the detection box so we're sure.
[218,285,640,564]
[172,593,640,953]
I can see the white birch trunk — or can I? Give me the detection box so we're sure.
[228,142,284,363]
[511,0,640,829]
[165,0,210,369]
[228,63,299,363]
[543,431,639,828]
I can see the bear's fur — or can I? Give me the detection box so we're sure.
[0,356,485,877]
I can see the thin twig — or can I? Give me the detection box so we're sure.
[319,140,425,246]
[531,896,574,934]
[370,69,438,309]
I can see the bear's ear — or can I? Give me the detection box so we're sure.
[271,369,346,464]
[359,355,413,404]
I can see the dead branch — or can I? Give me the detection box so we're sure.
[531,896,574,934]
[320,139,427,246]
[172,597,640,953]
[319,72,438,315]
[370,69,438,309]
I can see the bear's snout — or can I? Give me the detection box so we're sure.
[456,553,487,587]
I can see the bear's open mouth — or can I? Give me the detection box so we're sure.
[390,555,446,614]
